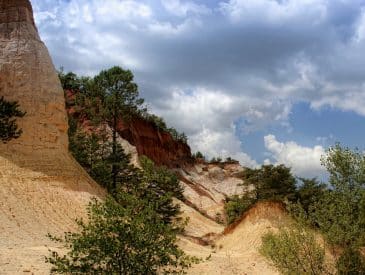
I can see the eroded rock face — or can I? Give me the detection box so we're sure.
[0,0,69,153]
[0,2,104,273]
[118,117,193,167]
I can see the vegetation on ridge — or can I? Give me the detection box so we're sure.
[46,66,197,273]
[59,68,188,144]
[259,145,365,274]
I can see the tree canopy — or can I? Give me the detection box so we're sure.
[47,193,197,274]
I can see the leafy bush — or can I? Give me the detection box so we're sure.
[260,226,328,275]
[0,96,26,143]
[224,194,256,224]
[224,164,296,225]
[295,178,327,213]
[308,145,365,273]
[335,247,365,275]
[47,193,198,274]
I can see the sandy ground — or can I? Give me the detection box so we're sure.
[0,151,105,274]
[0,151,284,274]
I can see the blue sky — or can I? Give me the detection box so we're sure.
[30,0,365,178]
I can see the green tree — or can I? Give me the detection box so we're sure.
[193,151,204,160]
[0,96,26,143]
[307,145,365,274]
[260,226,328,275]
[296,178,326,213]
[140,156,184,224]
[46,192,198,274]
[243,164,297,201]
[94,66,145,190]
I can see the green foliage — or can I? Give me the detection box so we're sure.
[224,164,296,225]
[260,226,328,275]
[210,157,222,163]
[0,96,26,143]
[243,164,297,201]
[287,144,365,274]
[225,157,237,162]
[224,194,256,224]
[94,66,145,121]
[335,247,365,275]
[192,151,205,160]
[295,178,327,213]
[140,156,183,200]
[144,113,188,143]
[58,70,83,90]
[46,192,198,274]
[143,113,188,143]
[54,67,197,273]
[310,145,365,249]
[69,130,133,192]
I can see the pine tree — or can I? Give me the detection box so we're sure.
[94,66,144,190]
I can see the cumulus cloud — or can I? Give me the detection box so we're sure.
[264,135,326,178]
[150,87,289,166]
[30,0,365,170]
[161,0,210,17]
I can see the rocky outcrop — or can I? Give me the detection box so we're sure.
[0,1,104,273]
[178,162,249,221]
[117,118,193,167]
[65,89,193,168]
[0,0,68,153]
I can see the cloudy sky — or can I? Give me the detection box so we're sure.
[31,0,365,178]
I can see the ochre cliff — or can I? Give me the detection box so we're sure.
[65,90,193,167]
[0,1,104,273]
[0,0,68,152]
[0,1,293,274]
[117,118,193,167]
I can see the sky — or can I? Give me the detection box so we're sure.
[31,0,365,179]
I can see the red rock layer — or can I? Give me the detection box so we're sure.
[117,118,193,167]
[65,90,193,167]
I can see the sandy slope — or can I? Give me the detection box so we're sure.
[181,201,287,275]
[0,151,105,274]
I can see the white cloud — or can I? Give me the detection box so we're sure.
[30,0,365,170]
[150,87,259,167]
[220,0,327,24]
[161,0,210,17]
[189,127,258,167]
[264,134,326,178]
[148,18,201,36]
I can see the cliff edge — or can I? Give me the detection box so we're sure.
[0,1,104,273]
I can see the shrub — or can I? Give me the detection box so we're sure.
[0,96,26,143]
[46,193,198,274]
[224,194,256,224]
[260,226,328,275]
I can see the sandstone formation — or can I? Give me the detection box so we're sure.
[65,89,193,168]
[117,117,193,167]
[181,201,286,275]
[178,162,250,220]
[0,1,287,274]
[0,1,104,273]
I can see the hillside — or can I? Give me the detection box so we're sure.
[0,1,287,274]
[0,0,104,273]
